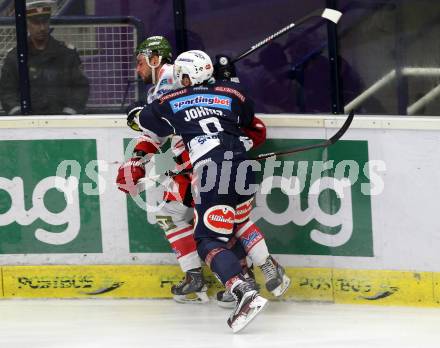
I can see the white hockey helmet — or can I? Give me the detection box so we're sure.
[173,50,214,86]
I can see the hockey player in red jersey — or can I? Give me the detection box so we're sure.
[117,36,208,303]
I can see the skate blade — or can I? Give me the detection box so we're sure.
[173,291,209,304]
[271,274,291,297]
[216,299,236,309]
[231,296,268,333]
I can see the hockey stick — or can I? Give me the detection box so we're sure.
[138,110,354,187]
[253,110,354,161]
[230,8,342,64]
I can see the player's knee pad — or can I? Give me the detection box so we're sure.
[235,220,269,265]
[235,220,264,250]
[154,202,197,262]
[154,201,193,232]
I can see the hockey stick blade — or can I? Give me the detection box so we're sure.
[254,110,354,161]
[231,8,342,63]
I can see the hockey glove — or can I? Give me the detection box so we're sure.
[214,55,239,82]
[241,117,266,149]
[126,101,146,132]
[116,156,147,194]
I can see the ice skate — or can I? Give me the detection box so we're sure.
[216,289,236,309]
[227,280,268,333]
[217,267,259,309]
[259,256,291,297]
[171,268,209,304]
[243,266,260,291]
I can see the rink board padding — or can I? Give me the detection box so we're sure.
[1,265,439,307]
[1,115,440,308]
[0,265,221,299]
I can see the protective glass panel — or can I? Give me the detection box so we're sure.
[339,0,440,116]
[185,0,331,114]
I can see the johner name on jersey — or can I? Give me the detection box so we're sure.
[170,94,232,113]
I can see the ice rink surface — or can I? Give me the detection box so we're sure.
[1,299,440,348]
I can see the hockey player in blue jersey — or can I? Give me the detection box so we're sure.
[126,50,268,333]
[117,37,290,306]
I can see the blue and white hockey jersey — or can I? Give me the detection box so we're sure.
[136,80,255,164]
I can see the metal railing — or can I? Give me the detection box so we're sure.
[344,68,440,116]
[0,16,144,113]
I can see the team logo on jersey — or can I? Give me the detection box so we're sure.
[170,94,232,113]
[203,205,235,234]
